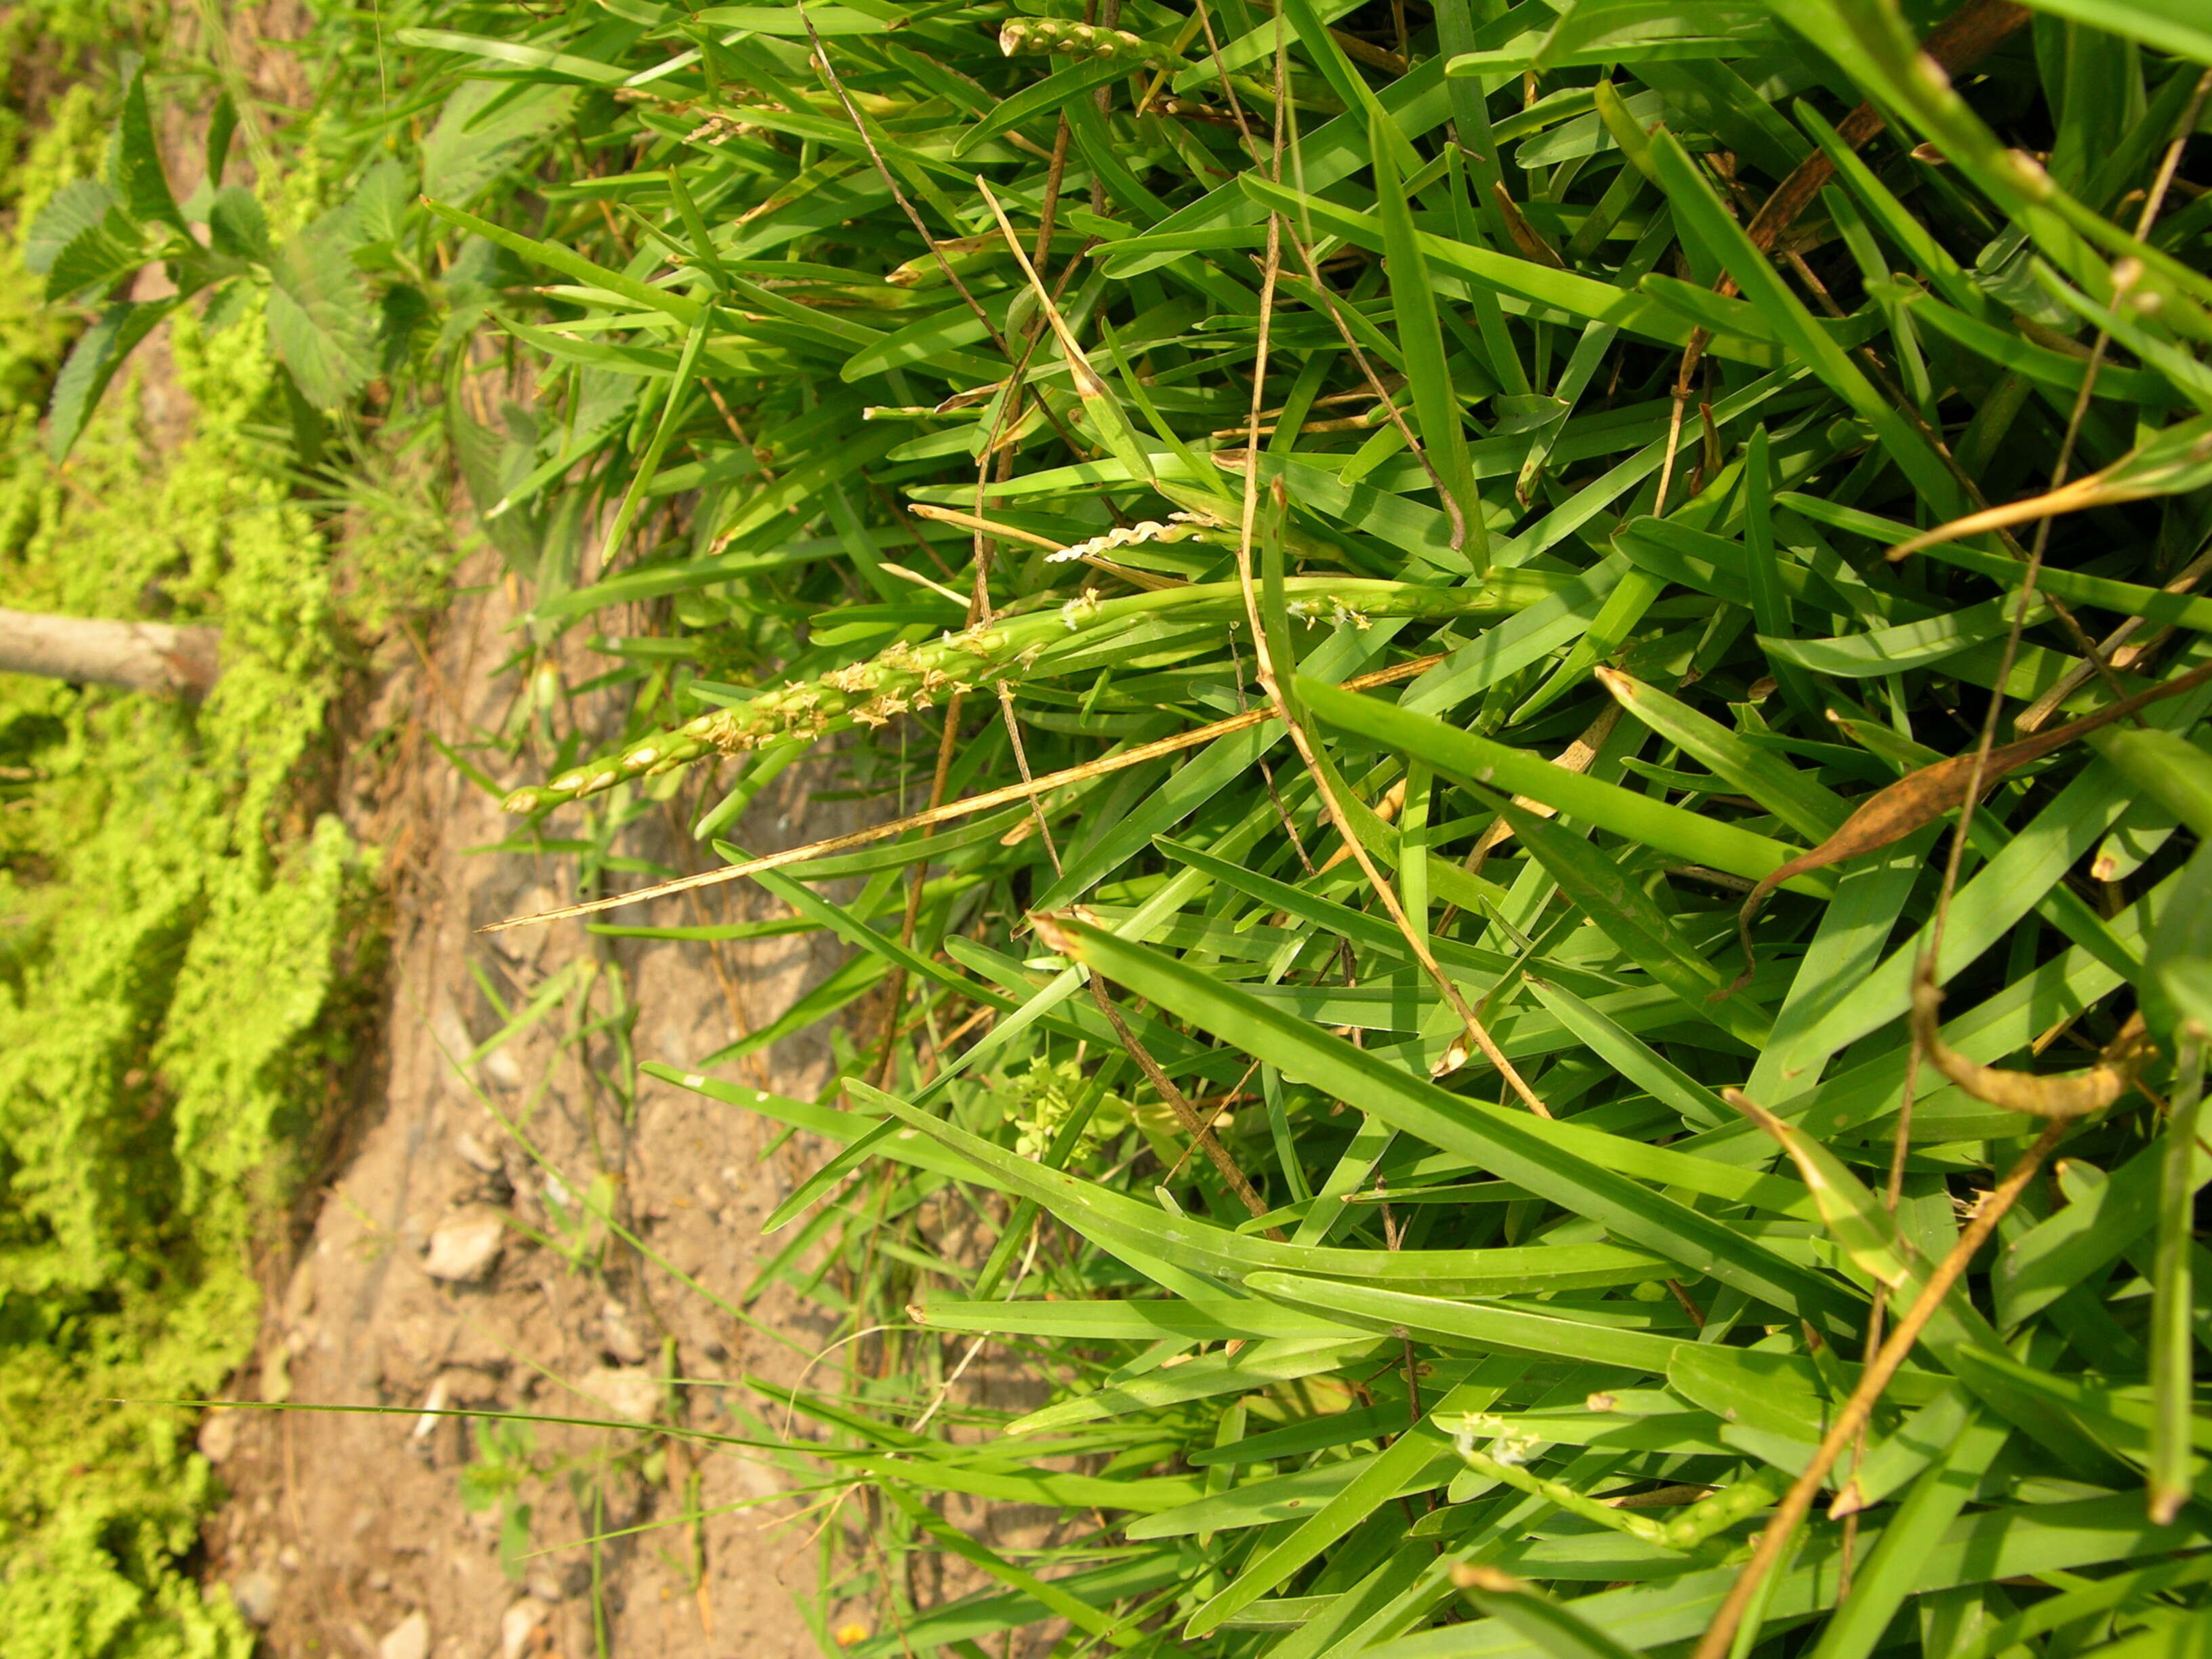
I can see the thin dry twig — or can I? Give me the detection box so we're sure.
[797,1,1008,357]
[1691,1101,2070,1659]
[1220,16,1540,1109]
[1085,983,1277,1226]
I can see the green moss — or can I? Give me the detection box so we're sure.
[0,39,406,1656]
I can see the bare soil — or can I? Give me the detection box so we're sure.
[129,17,1000,1647]
[198,569,860,1659]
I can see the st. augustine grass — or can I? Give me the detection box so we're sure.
[32,0,2212,1654]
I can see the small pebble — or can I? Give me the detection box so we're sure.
[422,1208,504,1283]
[577,1366,659,1424]
[453,1130,504,1174]
[380,1610,430,1659]
[501,1601,546,1659]
[600,1301,647,1366]
[229,1568,279,1626]
[197,1410,238,1465]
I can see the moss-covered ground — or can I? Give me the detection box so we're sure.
[1,12,443,1652]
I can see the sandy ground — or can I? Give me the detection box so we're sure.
[197,569,860,1659]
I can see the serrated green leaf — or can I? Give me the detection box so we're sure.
[47,298,177,461]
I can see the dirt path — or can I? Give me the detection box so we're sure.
[201,567,856,1659]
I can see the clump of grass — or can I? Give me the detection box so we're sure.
[64,0,2212,1652]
